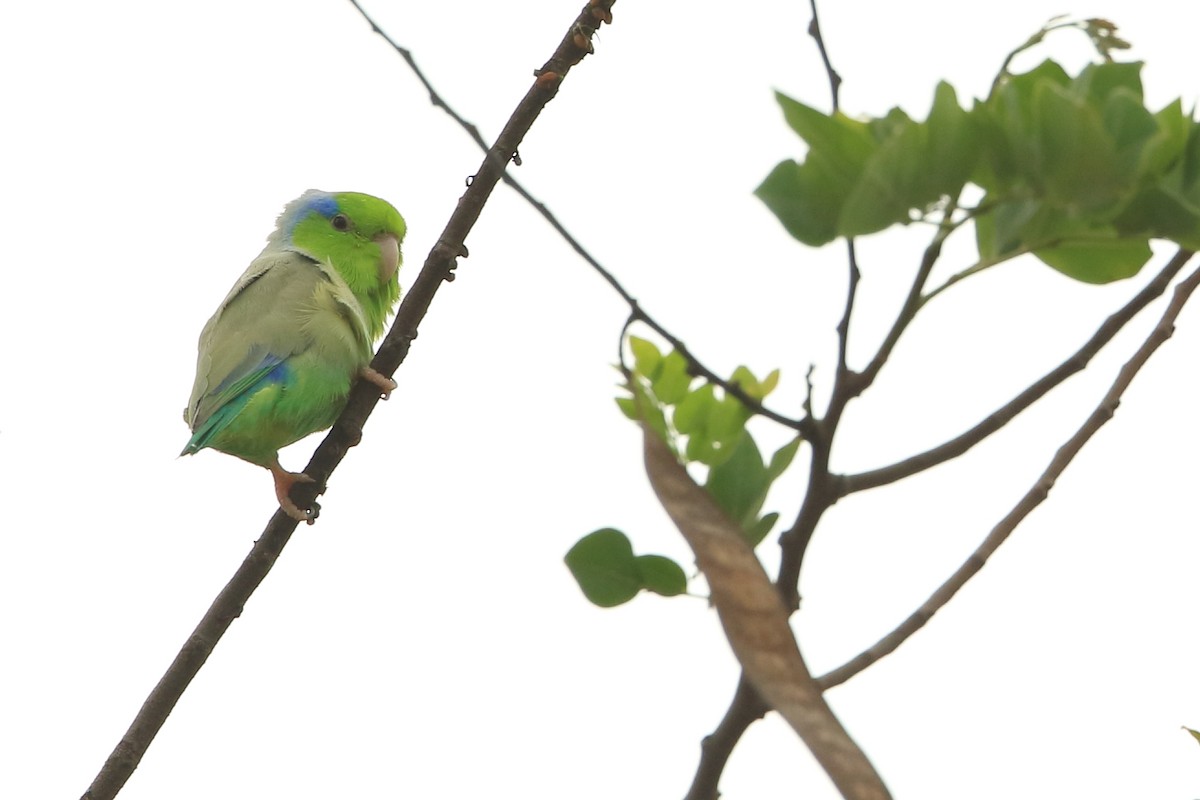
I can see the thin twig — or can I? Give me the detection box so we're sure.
[856,205,957,390]
[630,304,814,434]
[842,248,1195,495]
[775,209,958,592]
[682,676,770,800]
[806,0,842,110]
[919,254,1009,305]
[819,256,1200,689]
[80,5,615,798]
[346,0,809,437]
[834,239,862,389]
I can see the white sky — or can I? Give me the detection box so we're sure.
[2,1,1199,798]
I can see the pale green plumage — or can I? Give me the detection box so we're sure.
[182,190,405,519]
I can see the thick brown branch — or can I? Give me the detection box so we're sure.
[818,256,1200,690]
[80,4,615,798]
[841,248,1195,495]
[644,429,891,800]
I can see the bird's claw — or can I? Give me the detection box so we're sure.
[360,366,398,400]
[270,462,318,523]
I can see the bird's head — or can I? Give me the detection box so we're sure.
[272,190,406,332]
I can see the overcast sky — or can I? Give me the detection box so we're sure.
[3,1,1199,798]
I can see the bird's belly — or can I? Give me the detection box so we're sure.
[208,353,361,466]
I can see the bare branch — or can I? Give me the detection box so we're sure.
[347,0,810,437]
[834,240,862,387]
[842,248,1195,496]
[80,5,616,798]
[683,676,770,800]
[818,256,1200,690]
[806,0,843,110]
[855,207,957,391]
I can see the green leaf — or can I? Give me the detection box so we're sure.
[1102,88,1157,152]
[628,336,662,381]
[729,365,762,400]
[1114,185,1200,244]
[1034,80,1123,210]
[759,369,781,398]
[1184,727,1200,746]
[840,118,928,235]
[624,378,670,442]
[706,396,752,455]
[925,81,979,192]
[706,432,769,527]
[634,555,688,597]
[706,435,799,546]
[564,529,641,607]
[673,384,715,436]
[973,59,1072,191]
[1034,236,1152,283]
[1138,100,1189,178]
[744,512,780,548]
[756,158,842,246]
[774,92,877,182]
[652,350,693,405]
[841,82,978,236]
[684,434,721,466]
[565,530,688,606]
[1070,60,1144,107]
[767,437,802,481]
[756,92,879,246]
[975,198,1040,261]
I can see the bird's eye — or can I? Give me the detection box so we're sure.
[331,214,350,231]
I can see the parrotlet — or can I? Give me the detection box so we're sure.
[182,190,406,521]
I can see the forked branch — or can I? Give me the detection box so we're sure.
[820,254,1200,689]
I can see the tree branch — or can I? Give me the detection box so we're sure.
[346,0,811,437]
[681,5,862,797]
[818,255,1200,690]
[79,4,615,798]
[806,0,842,110]
[854,207,956,392]
[841,248,1195,496]
[682,676,770,800]
[645,428,891,800]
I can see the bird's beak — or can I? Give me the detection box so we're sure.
[375,232,401,282]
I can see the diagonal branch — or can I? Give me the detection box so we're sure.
[346,0,811,437]
[683,676,771,800]
[818,256,1200,690]
[644,428,891,800]
[79,4,615,799]
[852,207,957,393]
[840,248,1195,496]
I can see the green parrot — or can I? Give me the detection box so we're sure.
[182,190,406,521]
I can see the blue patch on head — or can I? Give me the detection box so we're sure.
[304,193,339,218]
[282,191,339,240]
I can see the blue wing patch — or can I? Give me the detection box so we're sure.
[181,355,290,455]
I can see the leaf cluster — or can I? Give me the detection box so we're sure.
[757,57,1200,283]
[564,337,800,607]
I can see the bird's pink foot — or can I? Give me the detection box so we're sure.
[269,460,317,523]
[360,366,398,400]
